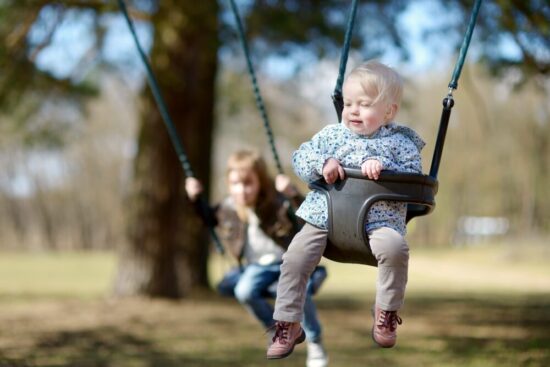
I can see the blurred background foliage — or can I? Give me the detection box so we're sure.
[0,0,548,295]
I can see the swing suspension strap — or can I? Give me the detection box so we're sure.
[228,0,308,230]
[228,0,284,174]
[448,0,483,91]
[429,0,482,179]
[117,0,224,254]
[332,0,359,122]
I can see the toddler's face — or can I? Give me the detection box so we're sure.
[227,168,260,207]
[342,77,394,136]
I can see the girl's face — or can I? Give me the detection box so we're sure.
[342,77,396,136]
[227,168,261,207]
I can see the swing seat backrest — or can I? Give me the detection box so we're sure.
[309,168,438,266]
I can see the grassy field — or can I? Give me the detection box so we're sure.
[1,243,549,367]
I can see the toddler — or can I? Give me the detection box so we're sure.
[267,60,424,360]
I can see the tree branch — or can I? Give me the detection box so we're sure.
[55,0,151,21]
[5,8,44,51]
[29,6,66,62]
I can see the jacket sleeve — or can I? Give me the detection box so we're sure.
[364,135,423,174]
[190,198,219,227]
[292,126,334,183]
[392,136,423,173]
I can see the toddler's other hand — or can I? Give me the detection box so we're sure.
[275,174,298,197]
[322,158,345,184]
[185,177,203,201]
[361,159,383,180]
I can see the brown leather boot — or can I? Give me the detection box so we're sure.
[266,321,305,359]
[372,306,402,348]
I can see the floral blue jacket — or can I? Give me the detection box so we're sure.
[293,122,425,236]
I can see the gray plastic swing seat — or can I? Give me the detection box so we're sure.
[309,168,438,266]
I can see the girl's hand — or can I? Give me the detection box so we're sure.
[322,158,345,184]
[185,177,203,201]
[275,174,298,197]
[361,159,383,180]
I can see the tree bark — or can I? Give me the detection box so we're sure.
[113,0,219,298]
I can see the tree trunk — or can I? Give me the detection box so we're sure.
[113,0,219,298]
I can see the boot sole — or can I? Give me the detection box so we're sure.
[266,329,306,360]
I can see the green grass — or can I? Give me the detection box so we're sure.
[1,243,550,367]
[0,251,116,300]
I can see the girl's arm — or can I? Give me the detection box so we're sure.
[185,177,219,226]
[275,174,304,209]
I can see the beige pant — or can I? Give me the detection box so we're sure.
[274,223,408,322]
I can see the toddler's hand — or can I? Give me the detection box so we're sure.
[185,177,203,201]
[361,159,383,180]
[275,174,298,197]
[322,158,345,184]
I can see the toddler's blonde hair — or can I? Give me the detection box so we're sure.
[346,60,403,108]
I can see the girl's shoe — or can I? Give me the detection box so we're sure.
[307,341,328,367]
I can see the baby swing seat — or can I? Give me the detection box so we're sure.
[310,168,438,266]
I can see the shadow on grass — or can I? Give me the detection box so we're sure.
[1,294,550,367]
[321,294,550,367]
[404,294,550,330]
[3,326,248,367]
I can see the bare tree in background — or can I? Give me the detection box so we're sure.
[112,0,219,297]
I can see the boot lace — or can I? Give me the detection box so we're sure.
[269,321,290,345]
[377,310,402,332]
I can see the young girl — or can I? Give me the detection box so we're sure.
[267,61,425,359]
[186,150,328,367]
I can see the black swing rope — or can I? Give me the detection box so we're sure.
[429,0,483,179]
[332,0,359,123]
[117,0,224,254]
[228,0,313,233]
[332,0,483,179]
[227,0,284,175]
